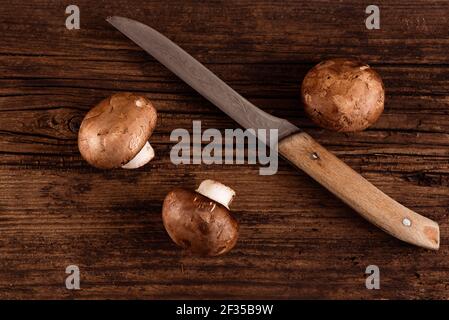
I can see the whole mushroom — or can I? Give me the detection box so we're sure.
[301,58,385,132]
[78,92,157,169]
[162,180,239,256]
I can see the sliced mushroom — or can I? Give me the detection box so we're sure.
[162,180,239,256]
[78,92,157,169]
[301,58,385,132]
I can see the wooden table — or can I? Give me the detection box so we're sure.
[0,0,448,299]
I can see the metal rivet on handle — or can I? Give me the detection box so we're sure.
[402,218,412,227]
[311,152,319,160]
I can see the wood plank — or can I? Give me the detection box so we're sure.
[0,0,448,299]
[0,168,447,299]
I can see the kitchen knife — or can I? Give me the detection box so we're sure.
[107,16,440,250]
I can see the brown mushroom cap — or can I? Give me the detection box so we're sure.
[301,58,385,132]
[162,188,239,256]
[78,92,157,169]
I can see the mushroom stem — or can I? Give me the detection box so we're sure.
[196,180,236,209]
[121,141,155,169]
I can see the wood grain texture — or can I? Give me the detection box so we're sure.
[0,0,448,299]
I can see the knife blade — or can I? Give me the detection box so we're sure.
[106,16,298,140]
[107,16,440,250]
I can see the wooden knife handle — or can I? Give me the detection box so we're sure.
[278,131,440,250]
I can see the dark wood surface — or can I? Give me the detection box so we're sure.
[0,0,448,299]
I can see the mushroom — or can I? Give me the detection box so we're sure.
[301,58,385,132]
[78,92,157,169]
[162,180,239,256]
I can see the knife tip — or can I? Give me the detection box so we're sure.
[106,16,135,27]
[106,16,126,24]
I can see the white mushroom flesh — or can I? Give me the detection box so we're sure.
[196,179,236,209]
[121,141,154,169]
